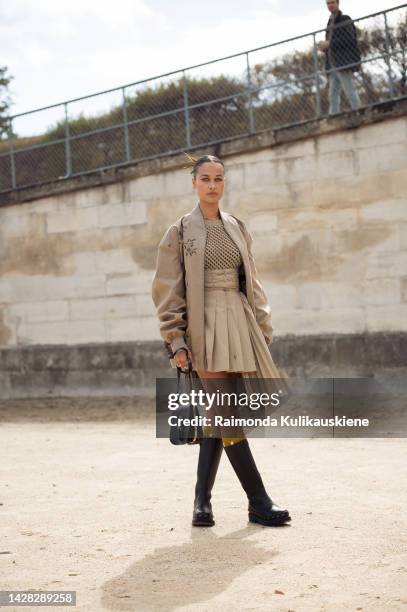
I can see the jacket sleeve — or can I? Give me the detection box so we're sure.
[240,221,274,346]
[151,224,189,357]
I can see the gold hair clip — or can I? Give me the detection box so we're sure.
[182,151,198,171]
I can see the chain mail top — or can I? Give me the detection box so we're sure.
[204,218,242,269]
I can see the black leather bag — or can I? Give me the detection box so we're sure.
[169,364,203,446]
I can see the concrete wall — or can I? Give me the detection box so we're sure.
[1,110,406,350]
[1,333,406,399]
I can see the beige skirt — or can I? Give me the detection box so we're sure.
[203,268,288,395]
[197,268,289,437]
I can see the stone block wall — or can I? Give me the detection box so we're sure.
[1,112,406,348]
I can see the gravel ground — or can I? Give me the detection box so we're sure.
[1,398,406,612]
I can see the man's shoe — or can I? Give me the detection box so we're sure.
[224,439,291,526]
[192,436,223,527]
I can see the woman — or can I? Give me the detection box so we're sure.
[152,153,291,528]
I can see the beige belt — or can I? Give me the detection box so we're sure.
[204,267,240,290]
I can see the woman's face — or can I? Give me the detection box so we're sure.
[192,161,225,207]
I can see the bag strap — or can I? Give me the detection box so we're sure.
[176,361,193,390]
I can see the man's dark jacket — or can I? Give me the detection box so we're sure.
[325,10,361,72]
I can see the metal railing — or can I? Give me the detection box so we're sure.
[0,3,406,194]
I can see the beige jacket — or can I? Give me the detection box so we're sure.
[151,202,273,370]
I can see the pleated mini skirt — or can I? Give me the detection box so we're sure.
[203,268,287,391]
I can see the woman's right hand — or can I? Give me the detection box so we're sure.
[174,348,189,370]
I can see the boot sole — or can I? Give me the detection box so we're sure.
[192,512,215,527]
[249,512,291,526]
[192,519,215,527]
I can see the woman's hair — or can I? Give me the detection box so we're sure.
[183,153,225,178]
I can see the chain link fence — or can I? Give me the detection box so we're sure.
[0,4,406,194]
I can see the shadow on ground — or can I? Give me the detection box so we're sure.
[101,525,289,611]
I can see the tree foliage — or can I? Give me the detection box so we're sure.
[0,66,13,139]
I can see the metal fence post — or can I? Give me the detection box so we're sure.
[383,11,395,98]
[246,52,255,133]
[183,71,191,149]
[8,117,16,189]
[312,33,322,118]
[64,103,72,177]
[122,87,131,162]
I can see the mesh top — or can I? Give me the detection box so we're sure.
[204,218,242,270]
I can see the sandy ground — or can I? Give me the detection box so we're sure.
[1,397,406,612]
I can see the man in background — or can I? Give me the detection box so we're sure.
[318,0,361,115]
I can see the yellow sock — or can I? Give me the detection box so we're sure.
[202,425,246,446]
[222,436,246,447]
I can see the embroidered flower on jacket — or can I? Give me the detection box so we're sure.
[184,238,197,256]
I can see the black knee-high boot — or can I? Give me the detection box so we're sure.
[224,439,291,526]
[192,437,224,527]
